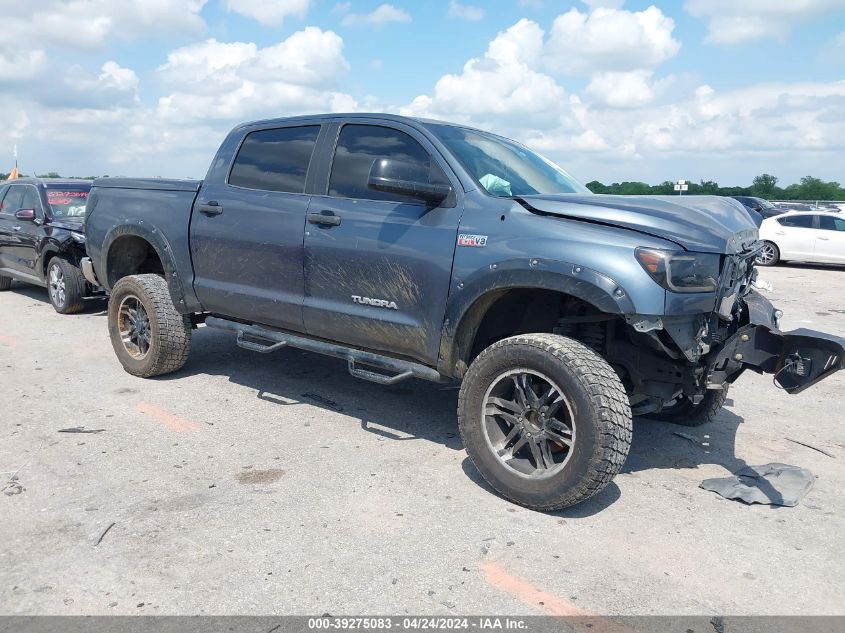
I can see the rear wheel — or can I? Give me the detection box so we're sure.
[458,334,632,511]
[47,257,86,314]
[756,241,779,266]
[652,388,728,427]
[0,275,10,291]
[108,274,191,377]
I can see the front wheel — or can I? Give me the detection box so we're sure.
[756,241,780,266]
[108,274,192,378]
[458,334,633,511]
[47,257,86,314]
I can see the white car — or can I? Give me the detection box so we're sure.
[757,211,845,266]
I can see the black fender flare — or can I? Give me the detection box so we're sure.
[100,222,190,311]
[436,258,635,378]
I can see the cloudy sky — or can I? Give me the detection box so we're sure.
[2,0,844,185]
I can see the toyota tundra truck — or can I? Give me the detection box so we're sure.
[82,114,845,510]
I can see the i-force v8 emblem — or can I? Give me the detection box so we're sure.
[458,234,488,247]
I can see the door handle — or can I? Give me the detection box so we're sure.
[198,201,223,216]
[775,231,785,235]
[307,212,342,227]
[818,236,830,241]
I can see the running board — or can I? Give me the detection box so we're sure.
[205,316,443,385]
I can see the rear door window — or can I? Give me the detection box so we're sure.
[777,215,814,228]
[819,215,845,232]
[229,125,321,193]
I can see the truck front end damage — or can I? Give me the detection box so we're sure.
[606,243,845,415]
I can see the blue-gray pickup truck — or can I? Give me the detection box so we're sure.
[82,114,845,510]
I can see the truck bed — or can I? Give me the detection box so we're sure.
[85,178,204,312]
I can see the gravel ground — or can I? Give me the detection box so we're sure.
[1,264,843,616]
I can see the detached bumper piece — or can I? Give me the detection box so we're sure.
[708,292,845,394]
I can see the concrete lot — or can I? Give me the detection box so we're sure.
[1,265,843,616]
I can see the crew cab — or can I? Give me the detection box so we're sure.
[0,178,97,313]
[82,114,845,511]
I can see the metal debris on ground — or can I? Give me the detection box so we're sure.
[785,437,836,458]
[58,427,106,434]
[95,522,116,546]
[700,463,815,507]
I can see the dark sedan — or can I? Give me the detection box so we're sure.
[732,196,785,219]
[0,178,99,313]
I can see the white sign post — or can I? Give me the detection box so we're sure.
[674,180,689,196]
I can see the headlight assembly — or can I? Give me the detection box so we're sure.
[635,248,721,293]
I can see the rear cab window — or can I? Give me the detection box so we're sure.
[228,126,321,193]
[327,124,448,204]
[46,184,90,218]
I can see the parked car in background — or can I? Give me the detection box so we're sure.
[757,211,845,266]
[0,178,98,313]
[732,196,784,220]
[774,201,815,212]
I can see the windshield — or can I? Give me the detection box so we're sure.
[427,124,590,197]
[46,186,90,218]
[755,198,776,210]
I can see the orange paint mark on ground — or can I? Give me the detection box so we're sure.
[481,560,638,633]
[481,560,590,617]
[136,402,200,432]
[0,334,17,347]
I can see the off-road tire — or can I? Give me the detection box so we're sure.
[0,275,11,291]
[458,333,633,511]
[108,274,191,378]
[47,256,86,314]
[756,241,780,267]
[652,387,728,427]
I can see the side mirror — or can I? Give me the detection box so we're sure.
[15,208,36,221]
[368,158,451,205]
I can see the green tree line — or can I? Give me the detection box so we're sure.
[586,174,845,201]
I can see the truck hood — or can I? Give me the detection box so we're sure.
[517,194,758,254]
[49,216,85,233]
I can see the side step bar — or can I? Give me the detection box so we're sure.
[205,316,443,385]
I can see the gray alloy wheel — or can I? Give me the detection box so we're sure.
[117,294,153,359]
[48,262,66,309]
[482,369,576,479]
[756,241,779,266]
[46,257,86,314]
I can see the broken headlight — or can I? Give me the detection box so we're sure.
[635,248,720,293]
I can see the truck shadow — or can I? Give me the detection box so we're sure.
[169,327,754,516]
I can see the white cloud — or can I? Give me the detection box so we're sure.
[341,3,411,26]
[156,29,354,122]
[0,50,47,82]
[448,1,485,21]
[401,20,565,127]
[545,6,681,74]
[586,70,657,108]
[685,0,845,44]
[225,0,310,26]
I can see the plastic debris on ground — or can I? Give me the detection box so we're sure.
[700,463,815,507]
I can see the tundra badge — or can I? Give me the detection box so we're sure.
[352,295,399,310]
